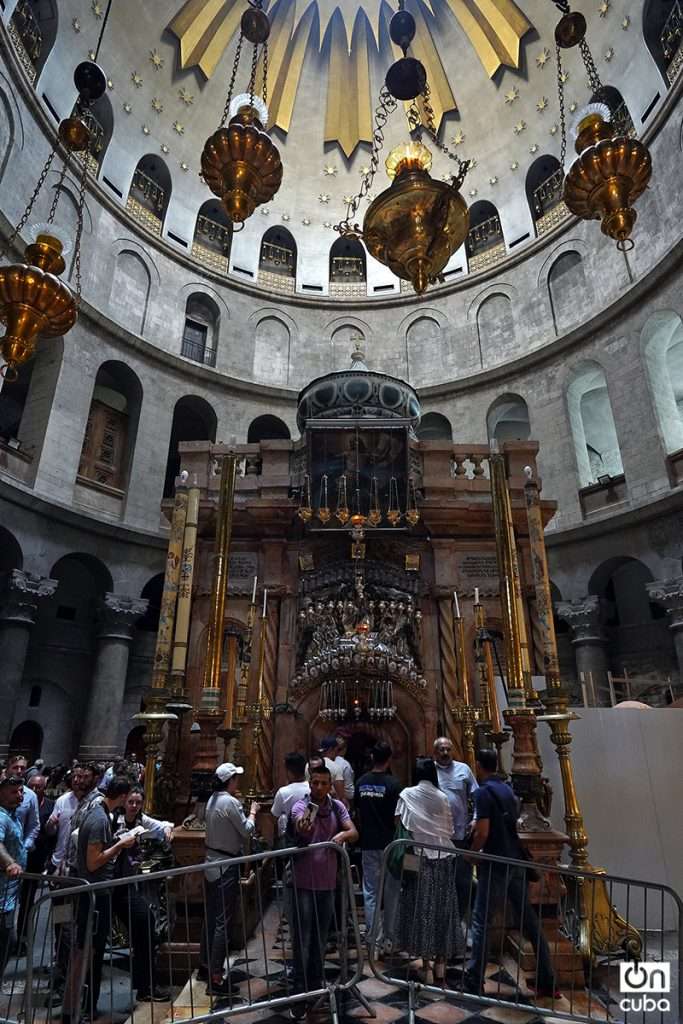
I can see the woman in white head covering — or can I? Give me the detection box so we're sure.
[391,757,464,984]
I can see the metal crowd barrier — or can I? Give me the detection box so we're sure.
[2,843,364,1024]
[368,839,683,1024]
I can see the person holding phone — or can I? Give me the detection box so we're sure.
[289,763,358,1018]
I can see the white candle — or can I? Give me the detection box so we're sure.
[453,590,460,618]
[251,575,258,604]
[262,588,268,617]
[474,587,480,606]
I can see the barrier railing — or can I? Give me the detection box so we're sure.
[6,843,363,1024]
[368,839,682,1024]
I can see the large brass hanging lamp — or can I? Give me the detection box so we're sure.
[0,61,106,380]
[200,3,282,226]
[552,1,652,251]
[334,4,469,295]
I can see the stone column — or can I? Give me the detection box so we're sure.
[79,594,148,761]
[555,596,609,701]
[0,570,58,758]
[646,576,683,686]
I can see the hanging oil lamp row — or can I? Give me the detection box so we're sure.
[297,473,419,528]
[319,677,397,721]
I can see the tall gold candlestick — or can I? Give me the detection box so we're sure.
[201,453,238,712]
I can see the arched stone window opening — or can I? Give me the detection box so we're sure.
[466,201,505,273]
[181,294,220,368]
[77,361,143,500]
[548,251,585,334]
[164,396,217,498]
[525,154,567,236]
[259,226,297,294]
[590,85,636,138]
[329,237,367,298]
[643,0,683,84]
[416,412,452,441]
[126,155,172,236]
[138,573,165,631]
[0,526,23,572]
[192,200,232,275]
[72,92,114,176]
[0,359,34,445]
[567,362,623,491]
[247,415,291,443]
[642,310,683,482]
[9,720,43,761]
[8,0,58,85]
[486,394,530,444]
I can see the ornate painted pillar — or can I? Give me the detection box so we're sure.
[646,576,683,685]
[555,596,609,700]
[0,570,58,758]
[436,595,461,756]
[79,594,148,761]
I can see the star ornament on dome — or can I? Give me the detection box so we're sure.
[513,120,527,135]
[123,102,132,114]
[131,71,143,88]
[302,217,311,225]
[180,161,189,171]
[343,195,354,206]
[359,165,370,177]
[178,88,194,106]
[319,194,331,204]
[172,120,185,135]
[91,0,103,17]
[560,70,570,83]
[469,188,478,197]
[152,97,164,114]
[529,142,539,154]
[149,48,165,71]
[536,47,551,68]
[536,96,548,113]
[161,144,169,154]
[488,175,498,186]
[605,47,615,61]
[451,130,465,146]
[504,86,519,104]
[599,0,610,16]
[622,15,631,29]
[142,125,151,136]
[549,123,559,135]
[72,17,81,32]
[323,165,337,176]
[510,160,519,170]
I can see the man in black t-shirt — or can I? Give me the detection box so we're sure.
[464,750,558,999]
[354,741,401,937]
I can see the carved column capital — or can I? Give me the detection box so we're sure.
[646,576,683,631]
[97,593,149,642]
[0,569,58,627]
[555,595,604,644]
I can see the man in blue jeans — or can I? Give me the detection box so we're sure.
[290,764,358,1019]
[465,749,558,999]
[354,742,401,940]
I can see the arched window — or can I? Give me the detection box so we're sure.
[466,201,505,272]
[126,155,172,235]
[247,415,291,443]
[0,526,23,572]
[138,573,165,631]
[181,294,219,367]
[476,294,515,368]
[9,721,43,762]
[0,358,34,444]
[487,394,530,444]
[525,155,567,235]
[164,396,217,497]
[329,237,366,297]
[548,251,585,334]
[8,0,58,84]
[642,310,683,456]
[416,412,452,441]
[77,361,143,497]
[259,226,297,294]
[111,251,151,336]
[253,316,290,384]
[73,92,114,176]
[643,0,683,84]
[590,86,636,137]
[192,200,232,274]
[567,362,623,489]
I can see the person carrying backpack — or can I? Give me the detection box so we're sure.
[288,762,358,1019]
[464,749,558,999]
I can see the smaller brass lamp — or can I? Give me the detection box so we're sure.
[363,142,469,294]
[563,105,652,251]
[0,229,77,377]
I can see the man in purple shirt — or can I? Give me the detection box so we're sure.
[289,764,357,1018]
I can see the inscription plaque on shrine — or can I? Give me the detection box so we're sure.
[227,552,258,593]
[456,552,499,592]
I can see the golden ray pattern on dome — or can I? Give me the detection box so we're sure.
[168,0,532,156]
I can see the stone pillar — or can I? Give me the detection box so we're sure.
[646,576,683,686]
[0,570,58,758]
[555,596,609,701]
[79,594,148,761]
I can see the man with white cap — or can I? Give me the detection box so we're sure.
[201,763,260,1000]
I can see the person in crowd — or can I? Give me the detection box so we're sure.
[306,738,346,805]
[64,763,105,877]
[109,786,173,1002]
[16,774,56,942]
[289,764,358,1018]
[61,776,137,1024]
[6,755,39,854]
[465,749,558,998]
[0,776,27,982]
[354,741,401,940]
[334,735,355,805]
[25,758,45,783]
[271,754,309,844]
[393,757,464,986]
[433,736,478,916]
[201,763,260,1001]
